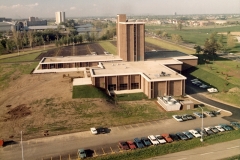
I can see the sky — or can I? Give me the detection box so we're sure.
[0,0,240,19]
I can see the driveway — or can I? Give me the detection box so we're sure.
[185,78,240,122]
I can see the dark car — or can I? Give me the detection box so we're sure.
[181,115,188,121]
[141,137,152,146]
[195,128,208,137]
[96,127,107,134]
[134,138,145,148]
[119,141,130,150]
[204,127,214,135]
[169,133,180,141]
[176,132,189,140]
[230,122,240,129]
[183,131,194,139]
[185,114,194,120]
[210,127,219,133]
[219,124,234,131]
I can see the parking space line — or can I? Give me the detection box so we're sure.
[110,147,115,154]
[118,146,123,152]
[102,148,106,155]
[94,150,98,157]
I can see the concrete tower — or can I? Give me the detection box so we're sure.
[55,11,65,24]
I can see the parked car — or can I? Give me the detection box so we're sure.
[96,127,107,134]
[195,128,208,137]
[176,132,189,140]
[230,122,240,130]
[172,115,183,122]
[193,112,204,118]
[183,131,194,139]
[181,115,188,121]
[207,88,218,93]
[204,127,214,135]
[219,124,234,131]
[119,141,130,150]
[141,137,152,146]
[90,127,98,135]
[133,138,145,148]
[185,114,194,120]
[161,133,173,143]
[127,141,137,149]
[209,126,219,133]
[188,129,201,138]
[169,133,180,141]
[199,84,209,89]
[191,79,199,82]
[204,111,215,117]
[192,81,202,86]
[215,125,225,132]
[148,135,159,145]
[78,149,86,159]
[155,135,166,144]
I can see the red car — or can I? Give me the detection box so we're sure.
[127,140,137,149]
[119,141,130,150]
[161,133,173,143]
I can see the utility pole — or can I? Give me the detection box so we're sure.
[21,131,24,160]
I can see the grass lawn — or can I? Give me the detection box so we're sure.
[0,52,42,63]
[145,37,195,54]
[98,41,117,55]
[91,130,240,160]
[72,85,110,99]
[115,93,148,101]
[0,62,39,90]
[146,24,240,53]
[188,54,240,107]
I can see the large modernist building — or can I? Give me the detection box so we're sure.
[55,11,65,24]
[117,14,145,61]
[33,14,198,99]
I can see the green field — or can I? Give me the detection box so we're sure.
[145,37,195,54]
[188,55,240,107]
[146,24,240,52]
[115,93,148,101]
[98,41,117,55]
[72,85,110,99]
[0,52,42,63]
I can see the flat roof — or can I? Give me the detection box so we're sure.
[41,55,122,64]
[145,51,198,60]
[119,22,145,24]
[91,61,186,81]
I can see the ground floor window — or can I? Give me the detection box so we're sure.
[58,63,63,68]
[108,84,116,91]
[131,83,139,89]
[42,64,47,69]
[119,84,128,90]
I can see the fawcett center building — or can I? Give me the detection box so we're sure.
[34,14,198,99]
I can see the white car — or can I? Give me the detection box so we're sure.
[188,129,201,138]
[90,127,98,135]
[215,125,225,132]
[155,135,166,144]
[172,115,183,122]
[148,135,159,145]
[207,88,218,93]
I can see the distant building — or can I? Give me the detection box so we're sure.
[29,17,36,22]
[23,20,47,27]
[55,11,65,24]
[0,17,12,22]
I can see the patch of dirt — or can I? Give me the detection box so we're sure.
[228,87,240,93]
[5,104,31,121]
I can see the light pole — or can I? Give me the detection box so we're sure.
[198,105,204,142]
[21,131,24,160]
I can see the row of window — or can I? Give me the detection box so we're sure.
[108,83,139,91]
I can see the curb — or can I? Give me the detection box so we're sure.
[186,94,232,115]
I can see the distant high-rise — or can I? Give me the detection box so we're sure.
[29,17,35,22]
[117,14,145,62]
[55,11,65,24]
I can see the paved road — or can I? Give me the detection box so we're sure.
[185,77,240,122]
[0,116,230,160]
[146,139,240,160]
